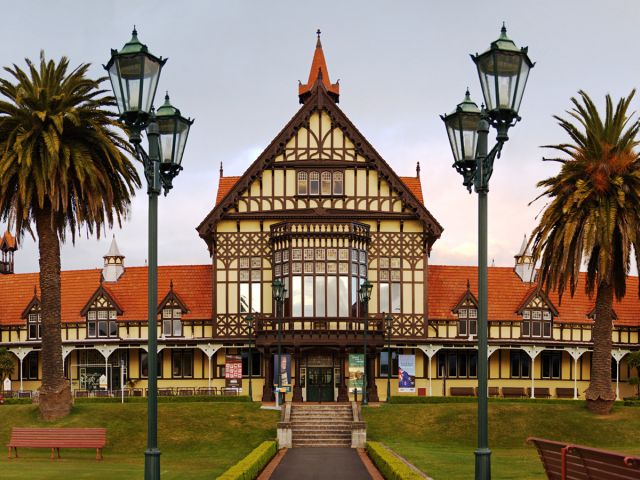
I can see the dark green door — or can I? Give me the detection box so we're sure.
[307,367,334,402]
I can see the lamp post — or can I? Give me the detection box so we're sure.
[385,314,393,403]
[440,24,533,480]
[359,280,373,406]
[105,28,194,480]
[245,314,254,401]
[272,279,286,408]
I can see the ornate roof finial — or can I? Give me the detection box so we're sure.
[298,30,340,104]
[170,279,174,291]
[220,161,224,178]
[33,285,37,296]
[466,279,470,290]
[316,29,322,48]
[416,161,421,178]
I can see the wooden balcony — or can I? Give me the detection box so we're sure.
[253,316,386,347]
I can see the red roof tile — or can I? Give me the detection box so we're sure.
[0,265,212,327]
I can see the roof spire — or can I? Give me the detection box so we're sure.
[298,29,340,104]
[416,161,421,178]
[220,161,224,178]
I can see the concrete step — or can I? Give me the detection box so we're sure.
[292,441,351,448]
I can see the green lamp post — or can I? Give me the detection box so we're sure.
[272,279,286,408]
[105,28,194,480]
[359,279,373,406]
[440,24,533,480]
[385,314,393,403]
[245,314,254,401]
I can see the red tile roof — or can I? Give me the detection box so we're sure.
[428,265,640,326]
[399,177,424,204]
[0,265,212,327]
[215,176,241,204]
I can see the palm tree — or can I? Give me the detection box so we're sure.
[530,90,640,414]
[0,52,140,419]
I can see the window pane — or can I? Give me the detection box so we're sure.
[458,319,467,336]
[552,355,561,379]
[297,172,307,195]
[542,356,550,378]
[391,283,401,313]
[351,277,358,317]
[173,354,182,377]
[459,309,467,318]
[380,283,389,314]
[458,354,467,377]
[470,319,477,336]
[240,283,250,313]
[183,351,193,378]
[98,321,108,337]
[380,351,390,376]
[469,353,477,378]
[532,321,541,337]
[173,320,182,337]
[304,277,314,317]
[339,276,349,317]
[543,322,551,337]
[448,354,457,377]
[109,321,117,337]
[163,319,172,336]
[522,355,530,378]
[88,321,96,337]
[309,172,319,195]
[333,172,343,195]
[511,352,521,378]
[315,277,325,317]
[522,320,530,336]
[251,283,261,313]
[292,277,302,317]
[29,325,38,339]
[321,172,332,195]
[327,277,337,316]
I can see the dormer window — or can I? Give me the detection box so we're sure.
[28,311,42,340]
[518,291,557,339]
[162,306,183,337]
[81,288,123,339]
[452,281,478,338]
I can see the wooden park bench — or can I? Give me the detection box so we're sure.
[556,387,575,399]
[7,427,107,460]
[450,387,476,397]
[527,387,551,398]
[527,437,640,479]
[502,387,526,398]
[488,387,500,397]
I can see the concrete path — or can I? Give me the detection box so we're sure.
[268,448,374,480]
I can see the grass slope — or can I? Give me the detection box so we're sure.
[0,401,278,479]
[364,402,640,480]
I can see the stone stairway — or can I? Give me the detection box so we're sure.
[290,403,354,448]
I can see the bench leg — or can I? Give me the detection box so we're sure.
[51,448,55,460]
[57,448,61,459]
[96,448,103,461]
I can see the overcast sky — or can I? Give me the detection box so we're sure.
[2,0,640,274]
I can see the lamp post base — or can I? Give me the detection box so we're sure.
[474,447,491,480]
[144,448,161,480]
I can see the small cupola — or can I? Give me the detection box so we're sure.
[0,230,17,274]
[514,234,535,283]
[103,235,125,282]
[298,29,340,104]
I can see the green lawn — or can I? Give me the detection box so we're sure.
[364,401,640,480]
[0,401,278,479]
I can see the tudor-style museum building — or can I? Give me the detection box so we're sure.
[0,34,639,402]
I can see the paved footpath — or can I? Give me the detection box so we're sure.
[267,448,376,480]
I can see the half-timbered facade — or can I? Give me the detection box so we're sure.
[0,34,639,401]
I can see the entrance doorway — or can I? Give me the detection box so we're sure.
[306,367,334,402]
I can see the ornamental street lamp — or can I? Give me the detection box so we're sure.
[272,279,286,408]
[359,280,373,406]
[245,314,254,401]
[384,314,393,403]
[440,24,533,480]
[105,28,194,480]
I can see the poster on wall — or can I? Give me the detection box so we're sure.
[225,355,243,391]
[348,354,364,393]
[273,354,291,392]
[398,354,416,392]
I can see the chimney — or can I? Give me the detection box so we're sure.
[514,234,535,282]
[103,235,125,282]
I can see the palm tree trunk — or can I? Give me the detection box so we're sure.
[35,205,71,420]
[585,281,616,414]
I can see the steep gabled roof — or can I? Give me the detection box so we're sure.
[157,280,189,314]
[80,282,124,316]
[198,81,443,251]
[515,287,559,316]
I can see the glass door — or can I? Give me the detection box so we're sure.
[307,367,334,402]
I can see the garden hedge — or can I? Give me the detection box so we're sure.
[366,441,425,480]
[217,440,277,480]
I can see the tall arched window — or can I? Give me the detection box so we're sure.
[297,171,308,195]
[309,172,320,195]
[333,172,344,195]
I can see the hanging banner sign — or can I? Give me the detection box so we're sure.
[348,354,364,393]
[273,354,291,392]
[225,354,243,391]
[398,354,416,392]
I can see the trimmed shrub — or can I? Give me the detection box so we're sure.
[367,441,425,480]
[217,440,277,480]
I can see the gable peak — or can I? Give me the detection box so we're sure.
[298,29,340,104]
